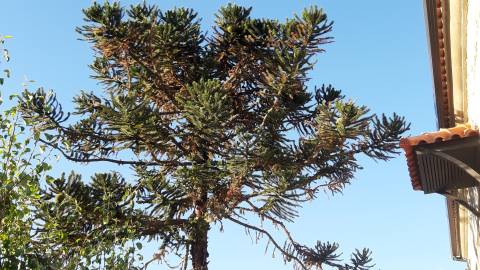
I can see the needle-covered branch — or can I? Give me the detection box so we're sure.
[15,2,409,269]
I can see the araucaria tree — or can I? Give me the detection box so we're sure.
[20,2,409,270]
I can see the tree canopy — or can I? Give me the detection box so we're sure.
[16,2,409,270]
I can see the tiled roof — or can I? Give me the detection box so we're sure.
[399,124,479,190]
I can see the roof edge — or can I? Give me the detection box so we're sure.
[424,0,455,129]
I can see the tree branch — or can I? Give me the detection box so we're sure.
[226,216,307,270]
[39,138,191,167]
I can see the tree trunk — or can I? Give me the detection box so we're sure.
[190,219,210,270]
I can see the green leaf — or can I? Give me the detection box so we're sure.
[3,49,9,62]
[44,133,54,141]
[33,131,40,141]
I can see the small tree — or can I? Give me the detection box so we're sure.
[0,35,59,269]
[20,2,409,270]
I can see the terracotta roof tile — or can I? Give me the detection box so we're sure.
[399,124,479,190]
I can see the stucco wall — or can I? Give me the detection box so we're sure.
[466,1,480,269]
[467,188,480,270]
[467,0,480,127]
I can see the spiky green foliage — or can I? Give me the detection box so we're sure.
[19,3,409,270]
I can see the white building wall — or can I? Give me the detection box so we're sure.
[467,188,480,270]
[467,0,480,127]
[467,1,480,270]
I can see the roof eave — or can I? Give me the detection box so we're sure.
[424,0,455,129]
[423,0,466,261]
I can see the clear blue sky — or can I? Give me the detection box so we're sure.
[0,1,466,269]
